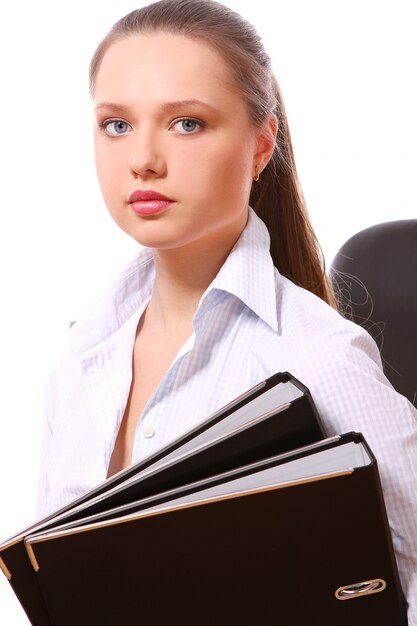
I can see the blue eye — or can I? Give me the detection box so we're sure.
[172,118,203,134]
[101,119,132,137]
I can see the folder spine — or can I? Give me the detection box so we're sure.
[25,542,40,573]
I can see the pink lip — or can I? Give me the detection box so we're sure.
[128,189,175,216]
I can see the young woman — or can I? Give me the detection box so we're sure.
[36,0,416,621]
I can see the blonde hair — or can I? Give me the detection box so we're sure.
[90,0,336,306]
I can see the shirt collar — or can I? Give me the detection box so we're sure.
[69,207,279,354]
[197,207,279,332]
[69,249,154,354]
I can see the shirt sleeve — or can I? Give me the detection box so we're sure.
[35,352,75,520]
[36,377,54,521]
[291,322,417,626]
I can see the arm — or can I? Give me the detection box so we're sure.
[292,323,417,625]
[36,376,55,521]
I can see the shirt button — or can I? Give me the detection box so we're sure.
[143,425,155,439]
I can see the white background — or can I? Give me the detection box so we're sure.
[0,1,416,622]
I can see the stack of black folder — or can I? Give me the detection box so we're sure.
[0,372,408,625]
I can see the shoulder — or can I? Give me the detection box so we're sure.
[272,273,417,437]
[276,270,358,331]
[271,270,382,367]
[259,272,412,431]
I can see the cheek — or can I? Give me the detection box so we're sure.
[94,145,123,200]
[206,146,253,206]
[94,143,109,187]
[175,136,253,201]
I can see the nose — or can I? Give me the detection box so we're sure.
[128,127,166,179]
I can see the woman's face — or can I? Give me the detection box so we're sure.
[93,32,275,253]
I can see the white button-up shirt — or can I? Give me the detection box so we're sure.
[37,208,417,624]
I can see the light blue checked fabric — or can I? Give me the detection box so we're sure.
[37,208,417,623]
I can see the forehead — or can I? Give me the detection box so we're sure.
[94,32,239,105]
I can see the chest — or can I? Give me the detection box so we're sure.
[107,324,193,476]
[56,302,289,500]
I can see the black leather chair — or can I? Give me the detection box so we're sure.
[330,219,417,406]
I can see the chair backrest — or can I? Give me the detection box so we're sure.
[330,219,417,406]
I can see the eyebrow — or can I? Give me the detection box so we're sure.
[94,99,218,115]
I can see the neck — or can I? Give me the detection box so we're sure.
[148,229,243,332]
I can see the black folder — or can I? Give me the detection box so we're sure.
[0,372,324,625]
[0,373,407,625]
[25,432,408,626]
